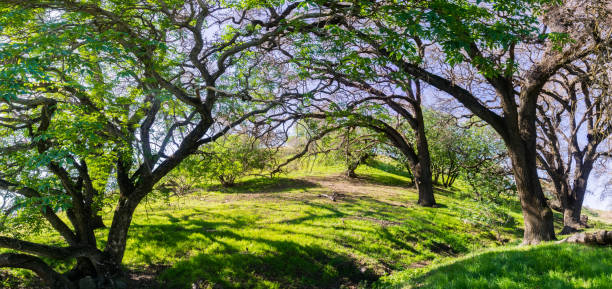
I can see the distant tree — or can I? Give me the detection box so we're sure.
[536,45,612,233]
[185,134,277,187]
[426,112,506,188]
[284,104,438,206]
[278,69,438,205]
[340,127,378,178]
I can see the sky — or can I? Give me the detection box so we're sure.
[583,174,612,211]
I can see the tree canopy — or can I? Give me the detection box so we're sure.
[0,0,610,288]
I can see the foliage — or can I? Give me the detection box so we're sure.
[0,1,301,286]
[463,164,516,203]
[375,110,507,188]
[302,126,383,177]
[179,135,278,187]
[426,112,506,188]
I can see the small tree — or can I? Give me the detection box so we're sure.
[426,112,506,188]
[335,127,377,178]
[186,135,277,187]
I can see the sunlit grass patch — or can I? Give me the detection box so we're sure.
[374,243,612,289]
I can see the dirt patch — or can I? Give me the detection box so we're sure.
[304,175,410,196]
[349,216,403,227]
[303,175,416,205]
[595,210,612,224]
[408,260,431,268]
[194,174,418,207]
[427,241,458,256]
[126,265,169,289]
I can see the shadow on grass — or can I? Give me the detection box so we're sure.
[129,214,378,288]
[367,160,413,180]
[375,244,612,289]
[358,173,414,188]
[125,196,487,288]
[161,238,377,289]
[207,177,319,194]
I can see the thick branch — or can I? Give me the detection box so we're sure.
[0,236,100,260]
[0,253,75,289]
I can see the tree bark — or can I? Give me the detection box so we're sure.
[413,107,436,207]
[412,162,436,207]
[0,253,76,289]
[557,230,612,245]
[103,194,141,276]
[561,201,583,234]
[561,168,591,234]
[507,141,556,244]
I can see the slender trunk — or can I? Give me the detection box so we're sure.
[346,163,358,178]
[414,107,435,207]
[507,142,556,244]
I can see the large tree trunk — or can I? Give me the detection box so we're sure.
[102,194,142,277]
[413,162,436,206]
[561,162,592,234]
[507,141,556,244]
[562,199,584,234]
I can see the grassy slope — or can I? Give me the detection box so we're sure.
[120,164,523,288]
[1,162,610,288]
[375,243,612,289]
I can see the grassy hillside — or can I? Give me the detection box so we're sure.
[1,162,610,289]
[374,244,612,289]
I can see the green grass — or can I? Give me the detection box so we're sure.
[374,243,612,289]
[118,163,520,288]
[1,161,610,289]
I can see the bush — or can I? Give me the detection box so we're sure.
[182,134,277,187]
